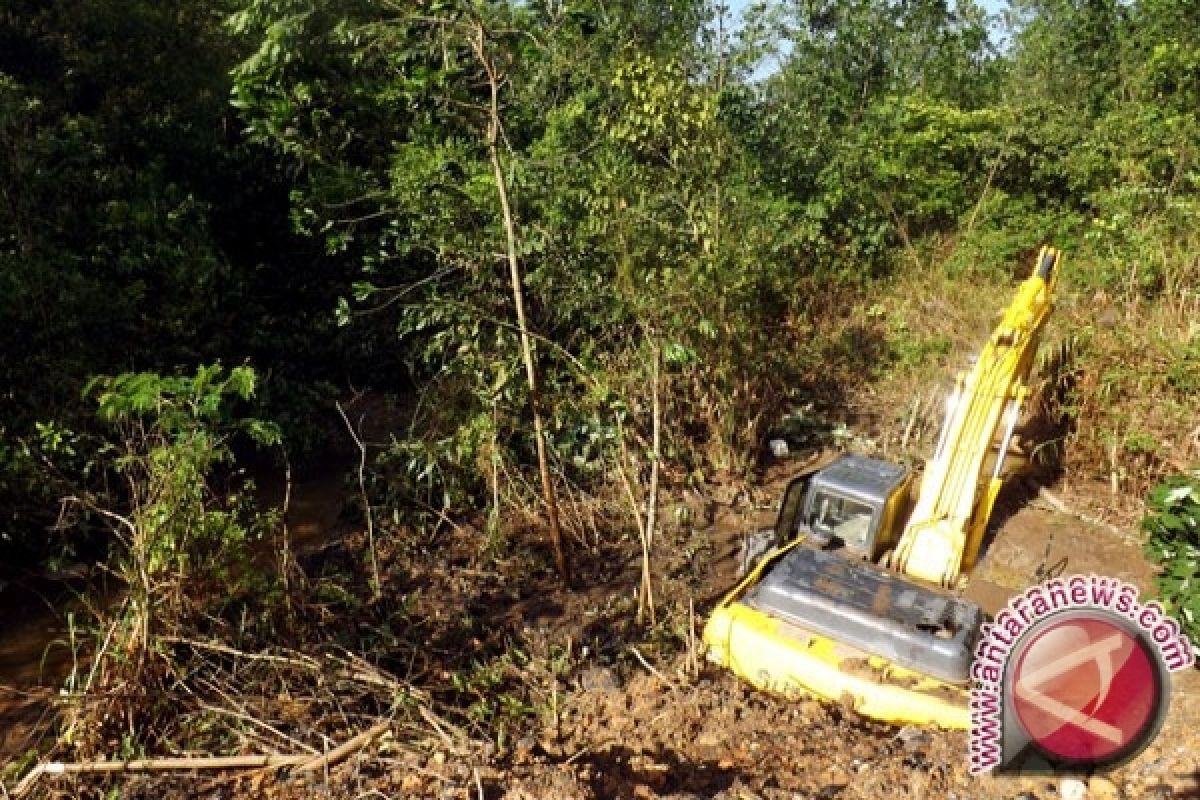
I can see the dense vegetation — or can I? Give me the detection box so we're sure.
[2,0,1198,784]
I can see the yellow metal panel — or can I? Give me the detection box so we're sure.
[964,477,1004,574]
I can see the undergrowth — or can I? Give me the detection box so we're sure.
[57,365,281,756]
[1143,469,1200,644]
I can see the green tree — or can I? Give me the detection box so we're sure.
[738,0,997,272]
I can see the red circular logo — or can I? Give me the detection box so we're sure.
[1009,613,1165,765]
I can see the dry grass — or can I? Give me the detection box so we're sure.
[848,242,1200,521]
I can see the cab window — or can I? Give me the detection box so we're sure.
[808,491,875,550]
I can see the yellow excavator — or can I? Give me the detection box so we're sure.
[703,246,1062,729]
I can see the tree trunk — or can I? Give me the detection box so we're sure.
[472,23,571,585]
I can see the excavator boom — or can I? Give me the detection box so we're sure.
[892,246,1060,586]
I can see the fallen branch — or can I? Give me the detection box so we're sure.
[295,720,391,774]
[324,649,431,701]
[11,722,390,797]
[196,702,318,755]
[13,755,308,797]
[417,704,467,749]
[159,636,321,670]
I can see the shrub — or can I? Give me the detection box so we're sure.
[61,365,280,752]
[1143,469,1200,644]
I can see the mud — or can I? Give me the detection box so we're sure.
[968,501,1158,615]
[0,577,87,763]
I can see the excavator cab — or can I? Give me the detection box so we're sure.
[792,454,911,560]
[759,454,909,569]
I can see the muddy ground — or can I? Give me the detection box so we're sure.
[3,461,1199,800]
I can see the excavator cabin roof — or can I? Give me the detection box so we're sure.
[810,453,908,507]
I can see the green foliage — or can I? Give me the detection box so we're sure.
[742,0,998,275]
[862,98,1006,242]
[449,647,539,747]
[1167,337,1200,395]
[376,409,495,525]
[948,192,1085,279]
[1,2,241,412]
[5,0,1200,593]
[43,368,290,754]
[86,364,278,598]
[0,0,369,563]
[227,0,824,491]
[1143,471,1200,642]
[885,317,951,372]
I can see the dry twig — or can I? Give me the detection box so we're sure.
[12,722,392,797]
[628,646,679,692]
[163,635,318,665]
[638,345,662,625]
[1034,487,1140,545]
[336,399,382,598]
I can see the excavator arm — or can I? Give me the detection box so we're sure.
[890,246,1060,586]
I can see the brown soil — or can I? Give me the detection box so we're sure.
[4,458,1199,800]
[967,498,1159,615]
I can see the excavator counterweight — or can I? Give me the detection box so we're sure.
[703,247,1062,729]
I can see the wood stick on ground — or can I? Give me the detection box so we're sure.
[417,705,461,750]
[294,720,391,774]
[628,646,679,693]
[11,722,391,797]
[196,702,319,755]
[12,755,309,797]
[159,636,320,670]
